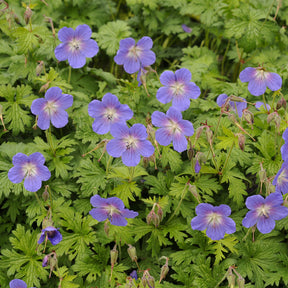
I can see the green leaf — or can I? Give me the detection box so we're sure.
[161,146,182,173]
[13,27,39,54]
[96,20,131,56]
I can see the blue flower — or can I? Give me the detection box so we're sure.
[281,128,288,162]
[156,68,200,111]
[273,161,288,194]
[55,24,99,69]
[216,94,247,118]
[9,279,36,288]
[31,87,73,130]
[106,123,154,167]
[191,203,236,240]
[114,37,156,74]
[89,195,138,226]
[8,152,51,192]
[239,67,282,96]
[255,101,271,111]
[182,24,192,33]
[151,107,194,153]
[242,193,288,234]
[88,93,133,134]
[38,226,62,245]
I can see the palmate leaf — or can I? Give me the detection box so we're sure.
[161,146,183,173]
[96,20,131,56]
[0,225,48,287]
[13,27,39,54]
[53,266,79,288]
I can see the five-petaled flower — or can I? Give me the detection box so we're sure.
[273,161,288,194]
[106,123,155,167]
[8,152,51,192]
[31,87,73,130]
[242,193,288,234]
[55,24,99,68]
[239,67,282,96]
[191,203,236,240]
[88,93,133,134]
[216,94,247,118]
[114,36,156,74]
[38,226,62,245]
[9,279,35,288]
[89,195,138,226]
[151,107,194,153]
[157,68,200,111]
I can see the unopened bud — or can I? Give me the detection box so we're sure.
[277,96,286,110]
[194,159,201,173]
[236,133,245,151]
[205,128,213,143]
[146,210,160,227]
[49,253,57,278]
[39,82,50,93]
[104,220,109,237]
[187,147,194,160]
[157,206,163,221]
[243,109,254,126]
[110,245,118,267]
[227,273,236,287]
[127,244,137,262]
[267,112,281,128]
[159,264,169,283]
[259,169,266,183]
[36,61,44,76]
[142,276,148,287]
[265,180,275,194]
[147,275,155,288]
[188,184,197,197]
[24,6,32,24]
[42,255,49,267]
[237,276,245,288]
[42,186,49,201]
[196,126,204,140]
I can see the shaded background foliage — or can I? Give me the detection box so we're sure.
[1,0,288,287]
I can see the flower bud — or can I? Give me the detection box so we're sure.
[227,273,236,287]
[42,255,49,267]
[267,112,281,128]
[243,109,254,126]
[157,205,163,221]
[187,147,194,160]
[237,276,245,288]
[104,220,109,237]
[146,210,155,225]
[39,82,50,93]
[196,126,204,140]
[49,253,57,278]
[127,244,137,262]
[130,270,138,280]
[42,185,49,201]
[259,168,266,183]
[110,245,118,267]
[159,264,169,283]
[36,61,44,76]
[24,6,32,24]
[277,96,286,110]
[236,133,245,151]
[142,276,148,287]
[194,159,201,173]
[205,128,213,143]
[147,275,155,288]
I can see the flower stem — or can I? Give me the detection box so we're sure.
[128,167,135,182]
[34,192,46,212]
[47,185,53,213]
[166,182,189,224]
[220,141,235,176]
[262,93,268,113]
[68,65,71,83]
[106,156,113,175]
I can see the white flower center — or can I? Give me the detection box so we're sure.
[44,100,58,116]
[124,135,138,150]
[23,162,37,177]
[69,39,82,53]
[167,120,182,135]
[277,168,288,185]
[104,107,118,122]
[206,212,222,227]
[255,69,268,81]
[256,204,270,218]
[106,205,120,220]
[128,45,142,60]
[171,82,185,96]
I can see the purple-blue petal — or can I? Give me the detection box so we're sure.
[191,215,208,231]
[255,101,271,111]
[257,216,275,234]
[68,51,86,69]
[216,94,228,107]
[37,165,51,181]
[24,174,42,192]
[92,118,110,134]
[151,111,168,128]
[242,210,258,228]
[54,43,70,61]
[45,86,62,101]
[90,194,106,207]
[81,39,99,58]
[195,203,214,215]
[28,152,46,165]
[8,166,25,183]
[248,79,267,96]
[265,72,282,91]
[185,82,201,99]
[110,213,127,226]
[156,86,173,104]
[239,67,256,83]
[166,107,182,121]
[37,111,50,130]
[172,132,188,152]
[9,279,27,288]
[175,68,191,83]
[214,204,232,216]
[160,71,176,86]
[58,27,74,42]
[121,208,138,219]
[139,50,156,67]
[130,124,148,140]
[57,93,73,110]
[137,36,153,50]
[12,153,28,166]
[50,109,69,128]
[110,123,129,138]
[106,139,126,157]
[206,223,226,240]
[245,195,265,210]
[74,24,92,41]
[179,119,194,137]
[38,232,45,244]
[171,95,191,111]
[89,207,109,222]
[121,148,141,167]
[137,140,154,157]
[155,128,173,146]
[283,128,288,142]
[31,98,47,116]
[195,160,201,173]
[265,192,284,206]
[118,37,135,51]
[123,56,141,74]
[108,197,125,210]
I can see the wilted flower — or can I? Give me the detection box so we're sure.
[31,87,73,130]
[8,152,51,192]
[55,24,99,68]
[191,203,236,240]
[216,94,247,118]
[255,101,271,111]
[114,36,156,74]
[151,107,194,152]
[273,161,288,194]
[38,226,63,245]
[88,93,133,134]
[242,193,288,233]
[239,67,282,96]
[106,123,154,166]
[89,195,138,226]
[157,68,200,111]
[130,270,138,280]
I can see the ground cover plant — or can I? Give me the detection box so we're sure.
[1,0,288,287]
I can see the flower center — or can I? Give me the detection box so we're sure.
[128,45,142,60]
[207,212,222,227]
[277,168,288,185]
[106,205,120,221]
[167,120,182,135]
[124,135,138,150]
[44,100,58,116]
[104,107,118,121]
[256,204,270,218]
[23,162,37,177]
[47,230,56,238]
[255,68,267,81]
[171,82,185,96]
[69,38,82,53]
